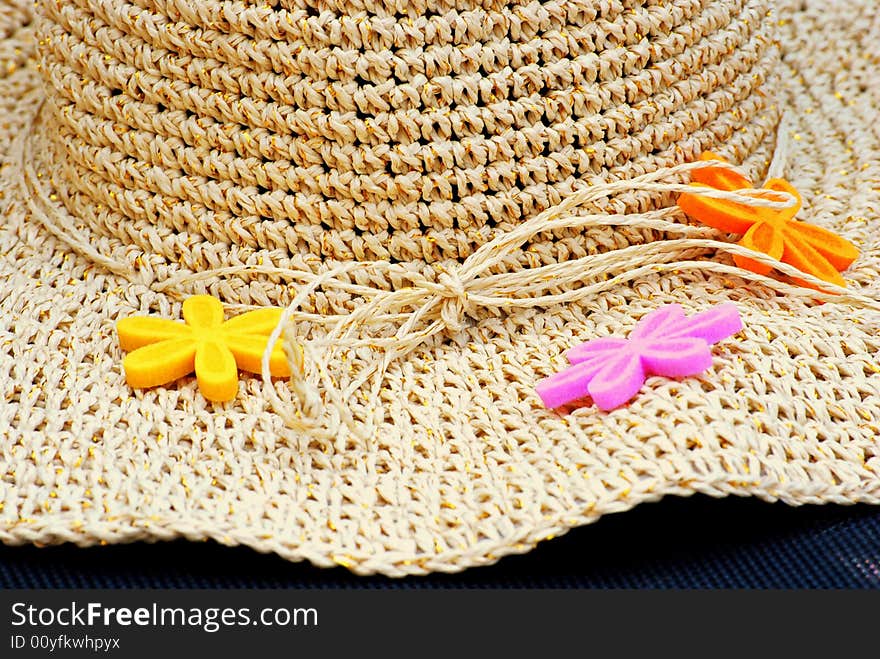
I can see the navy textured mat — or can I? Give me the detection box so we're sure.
[0,495,878,588]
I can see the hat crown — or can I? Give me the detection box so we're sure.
[32,0,779,305]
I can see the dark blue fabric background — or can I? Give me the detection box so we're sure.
[0,495,878,588]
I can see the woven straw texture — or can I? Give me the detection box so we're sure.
[0,0,878,576]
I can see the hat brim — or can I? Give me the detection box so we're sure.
[1,0,879,577]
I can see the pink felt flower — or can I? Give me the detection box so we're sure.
[536,304,742,411]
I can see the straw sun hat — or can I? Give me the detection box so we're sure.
[1,0,878,576]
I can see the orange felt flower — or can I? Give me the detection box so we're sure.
[677,152,859,289]
[116,295,292,402]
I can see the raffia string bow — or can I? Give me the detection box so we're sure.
[253,162,878,440]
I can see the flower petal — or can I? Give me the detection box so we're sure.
[690,152,754,191]
[677,184,759,234]
[630,304,687,341]
[756,179,801,223]
[734,221,784,276]
[122,338,197,389]
[785,222,859,271]
[194,341,239,402]
[221,307,285,335]
[780,231,847,289]
[587,353,646,411]
[638,338,714,378]
[662,304,743,345]
[565,337,629,364]
[183,295,225,329]
[116,317,191,352]
[536,357,614,409]
[740,220,785,259]
[223,333,292,377]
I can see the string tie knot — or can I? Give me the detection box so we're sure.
[435,270,470,334]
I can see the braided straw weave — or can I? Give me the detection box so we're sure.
[0,0,878,575]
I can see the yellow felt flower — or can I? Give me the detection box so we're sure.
[116,295,292,402]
